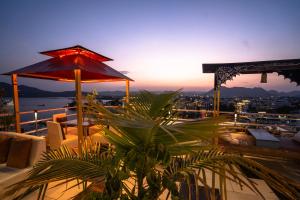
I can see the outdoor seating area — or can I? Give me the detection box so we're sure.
[47,112,108,150]
[219,123,300,151]
[0,45,299,199]
[52,113,78,135]
[247,128,280,148]
[2,107,298,199]
[0,132,46,199]
[47,121,78,150]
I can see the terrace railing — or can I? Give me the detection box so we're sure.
[0,105,121,135]
[1,107,300,135]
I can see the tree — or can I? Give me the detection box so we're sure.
[5,91,299,199]
[0,89,15,131]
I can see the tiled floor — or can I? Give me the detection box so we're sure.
[18,175,279,200]
[197,169,279,200]
[21,181,86,200]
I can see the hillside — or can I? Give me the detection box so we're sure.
[205,86,300,97]
[1,82,300,98]
[0,82,126,97]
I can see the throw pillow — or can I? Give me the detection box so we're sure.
[7,138,32,169]
[0,136,12,163]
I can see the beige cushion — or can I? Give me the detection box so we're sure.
[0,163,31,185]
[47,122,78,150]
[0,164,31,199]
[47,121,64,150]
[293,132,300,143]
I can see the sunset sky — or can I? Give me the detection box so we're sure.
[0,0,300,92]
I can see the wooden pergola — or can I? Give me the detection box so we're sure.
[2,45,133,153]
[202,59,300,117]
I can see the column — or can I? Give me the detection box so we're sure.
[213,73,217,117]
[74,69,84,154]
[217,85,221,116]
[11,74,21,133]
[125,80,130,103]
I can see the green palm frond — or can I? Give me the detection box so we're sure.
[5,145,116,200]
[5,91,300,200]
[86,90,220,150]
[163,148,299,199]
[128,90,179,120]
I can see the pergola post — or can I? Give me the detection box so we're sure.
[11,74,21,133]
[217,85,220,116]
[212,74,219,144]
[213,74,217,117]
[74,69,84,154]
[125,80,130,103]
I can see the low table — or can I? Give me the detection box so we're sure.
[247,128,280,148]
[61,119,94,137]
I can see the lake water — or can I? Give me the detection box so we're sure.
[19,97,73,112]
[17,97,75,133]
[6,97,119,134]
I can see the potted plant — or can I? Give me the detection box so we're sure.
[5,91,299,199]
[0,89,15,132]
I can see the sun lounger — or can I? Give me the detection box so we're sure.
[247,128,280,148]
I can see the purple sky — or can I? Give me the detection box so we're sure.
[0,0,300,92]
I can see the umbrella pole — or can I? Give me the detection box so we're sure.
[125,80,130,103]
[75,69,84,154]
[11,74,21,133]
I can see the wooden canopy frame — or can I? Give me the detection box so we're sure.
[202,58,300,117]
[3,45,133,153]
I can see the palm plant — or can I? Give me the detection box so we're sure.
[5,91,300,200]
[0,89,15,131]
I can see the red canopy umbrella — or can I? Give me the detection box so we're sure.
[2,45,133,153]
[3,45,133,82]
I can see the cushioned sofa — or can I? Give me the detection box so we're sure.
[0,131,46,199]
[293,131,300,143]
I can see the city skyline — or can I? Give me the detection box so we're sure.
[0,0,300,92]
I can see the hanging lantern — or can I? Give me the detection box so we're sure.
[260,72,267,83]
